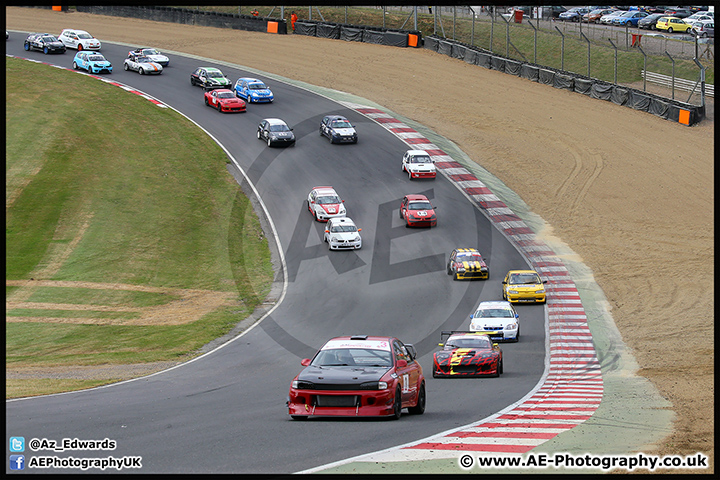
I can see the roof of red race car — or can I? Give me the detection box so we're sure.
[320,336,393,352]
[405,194,429,202]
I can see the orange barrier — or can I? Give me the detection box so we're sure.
[678,109,690,126]
[52,6,62,11]
[266,21,278,34]
[408,34,418,47]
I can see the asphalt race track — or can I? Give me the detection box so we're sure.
[6,37,548,473]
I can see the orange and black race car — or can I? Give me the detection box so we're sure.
[432,331,503,378]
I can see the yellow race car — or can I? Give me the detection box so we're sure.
[502,270,547,304]
[447,248,489,280]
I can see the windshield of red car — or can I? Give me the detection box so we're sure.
[408,201,432,210]
[312,348,393,367]
[445,336,491,349]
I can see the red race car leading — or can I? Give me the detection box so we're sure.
[287,335,426,420]
[204,88,246,113]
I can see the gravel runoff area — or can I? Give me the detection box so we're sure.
[6,7,714,474]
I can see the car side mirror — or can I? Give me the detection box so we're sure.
[502,281,507,285]
[438,342,444,347]
[324,229,329,234]
[470,314,474,319]
[357,228,362,232]
[396,359,408,368]
[301,358,311,366]
[493,343,499,347]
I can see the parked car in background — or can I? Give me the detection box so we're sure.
[638,13,666,29]
[600,10,628,24]
[663,7,692,19]
[583,8,616,23]
[656,16,694,33]
[23,33,66,54]
[690,21,714,37]
[548,5,567,18]
[58,29,101,51]
[559,6,590,22]
[683,13,713,24]
[612,10,649,26]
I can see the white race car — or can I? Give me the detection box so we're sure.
[307,186,346,222]
[58,29,101,51]
[324,217,362,250]
[123,53,163,75]
[129,47,170,66]
[469,301,520,342]
[401,149,436,179]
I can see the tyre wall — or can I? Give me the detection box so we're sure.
[424,35,704,126]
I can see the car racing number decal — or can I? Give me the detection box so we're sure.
[401,373,409,393]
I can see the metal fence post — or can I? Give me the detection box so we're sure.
[637,45,647,92]
[555,26,565,71]
[665,51,675,100]
[527,16,538,63]
[580,31,590,77]
[608,39,618,85]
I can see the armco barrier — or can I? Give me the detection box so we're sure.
[75,5,286,34]
[294,20,421,48]
[425,35,705,126]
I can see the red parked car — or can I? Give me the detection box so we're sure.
[399,194,437,228]
[287,335,426,420]
[204,88,246,113]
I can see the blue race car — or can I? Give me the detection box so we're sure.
[72,51,112,74]
[234,77,274,103]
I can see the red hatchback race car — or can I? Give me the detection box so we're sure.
[287,335,426,420]
[204,88,246,113]
[399,194,437,227]
[432,331,503,378]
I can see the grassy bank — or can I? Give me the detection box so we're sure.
[6,57,274,398]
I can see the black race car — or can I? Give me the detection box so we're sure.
[24,33,66,54]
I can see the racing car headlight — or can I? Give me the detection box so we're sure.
[330,236,338,242]
[535,289,545,294]
[292,380,315,389]
[435,352,451,360]
[505,323,517,330]
[353,236,361,242]
[339,206,346,214]
[377,381,388,390]
[508,289,519,294]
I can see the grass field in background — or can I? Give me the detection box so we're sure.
[5,57,274,398]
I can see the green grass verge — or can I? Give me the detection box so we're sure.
[5,57,274,398]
